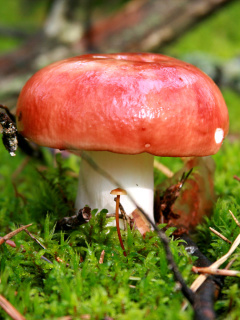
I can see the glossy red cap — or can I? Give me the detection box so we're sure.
[16,53,229,156]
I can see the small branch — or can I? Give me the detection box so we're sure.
[209,227,232,244]
[0,294,26,320]
[23,229,47,250]
[229,210,240,228]
[233,175,240,182]
[225,257,238,270]
[153,160,174,178]
[192,266,239,277]
[190,233,240,293]
[0,224,32,246]
[12,157,30,180]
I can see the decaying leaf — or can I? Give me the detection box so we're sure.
[154,157,216,234]
[131,208,151,237]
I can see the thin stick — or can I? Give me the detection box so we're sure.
[225,257,238,270]
[209,227,232,244]
[153,160,174,178]
[0,294,26,320]
[229,210,240,228]
[192,266,240,277]
[24,228,46,250]
[233,175,240,182]
[11,156,30,180]
[190,233,240,293]
[0,224,32,246]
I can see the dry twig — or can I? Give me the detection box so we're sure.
[0,224,32,246]
[0,294,26,320]
[209,227,232,244]
[233,175,240,182]
[23,228,46,250]
[229,209,240,228]
[190,233,240,293]
[153,160,174,178]
[192,266,239,277]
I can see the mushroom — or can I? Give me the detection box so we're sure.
[16,53,229,224]
[110,188,127,255]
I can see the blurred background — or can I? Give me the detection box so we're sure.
[0,0,240,134]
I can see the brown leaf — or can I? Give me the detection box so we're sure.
[131,208,151,237]
[155,157,215,234]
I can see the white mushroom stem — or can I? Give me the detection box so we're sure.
[75,151,154,223]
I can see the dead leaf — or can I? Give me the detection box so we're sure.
[131,208,151,237]
[154,157,215,234]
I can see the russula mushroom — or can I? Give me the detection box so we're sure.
[16,53,229,224]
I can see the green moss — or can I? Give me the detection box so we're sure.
[0,142,195,319]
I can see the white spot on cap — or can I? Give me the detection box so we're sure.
[215,128,224,144]
[145,143,151,148]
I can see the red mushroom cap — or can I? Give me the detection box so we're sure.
[16,53,229,156]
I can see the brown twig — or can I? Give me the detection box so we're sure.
[23,228,47,250]
[192,266,239,277]
[209,227,232,244]
[0,224,32,246]
[233,175,240,182]
[229,210,240,228]
[225,257,238,270]
[153,160,174,178]
[12,157,31,180]
[190,233,240,293]
[0,294,26,320]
